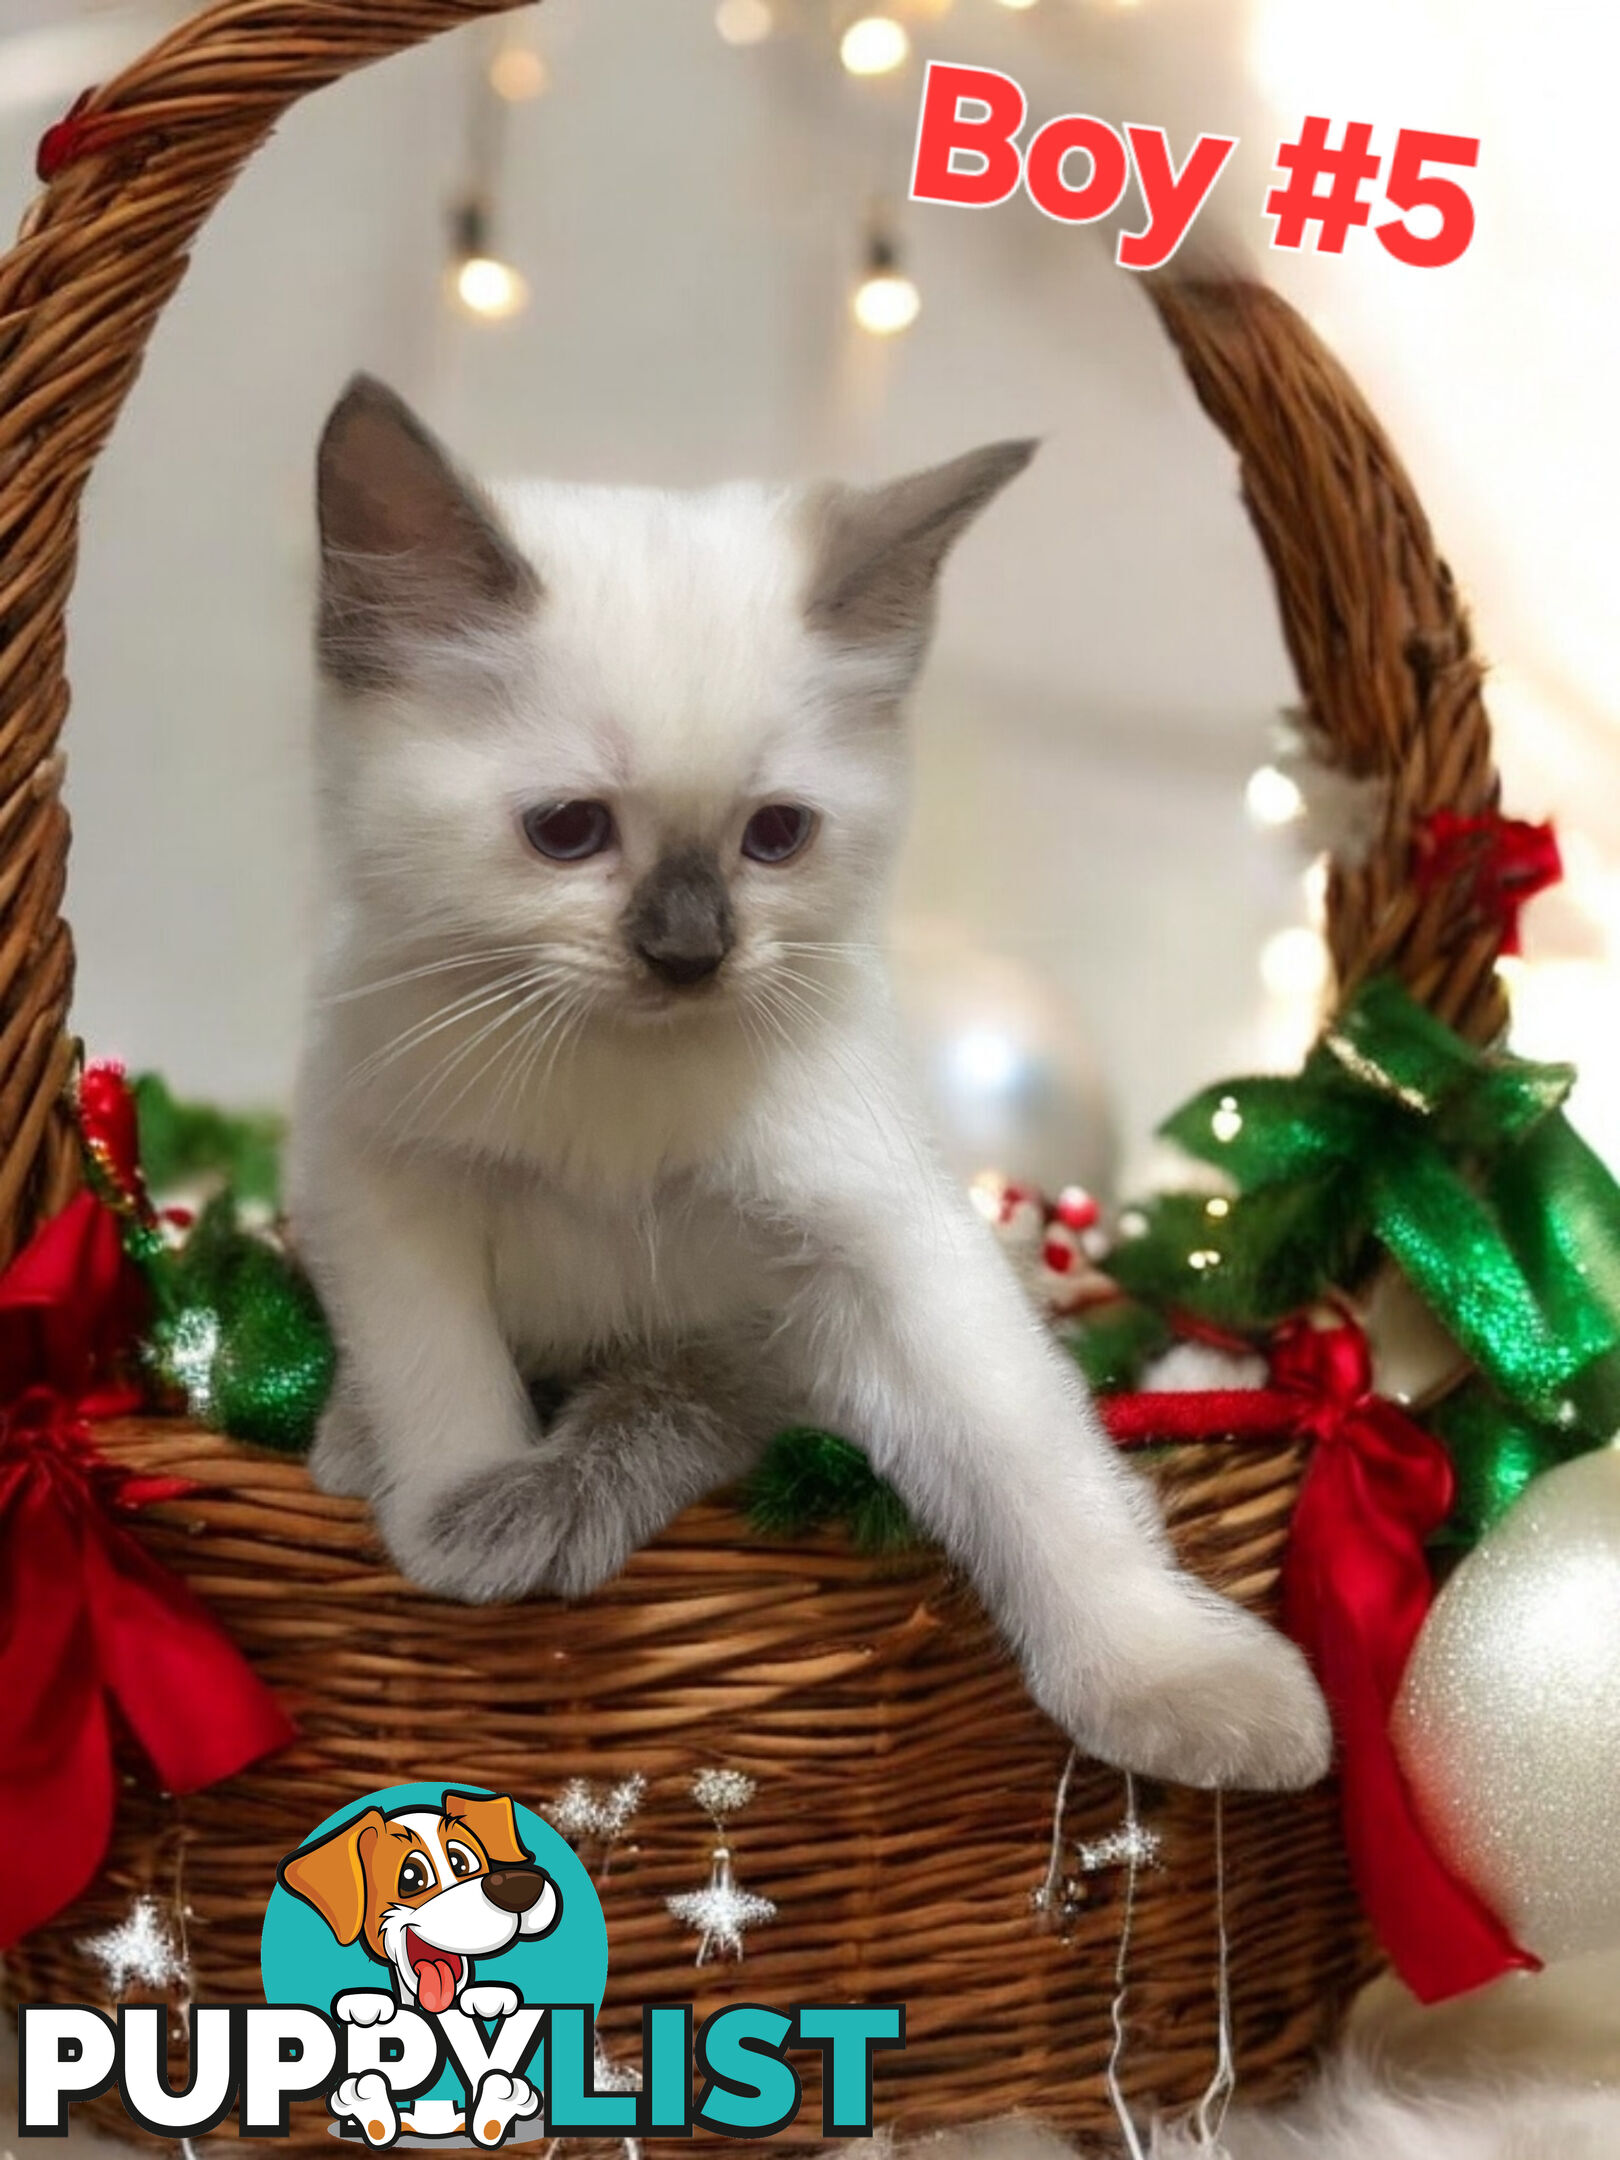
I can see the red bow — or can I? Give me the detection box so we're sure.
[0,1189,295,1950]
[1415,808,1562,956]
[1102,1317,1538,2003]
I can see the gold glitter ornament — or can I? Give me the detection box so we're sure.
[1391,1446,1620,1964]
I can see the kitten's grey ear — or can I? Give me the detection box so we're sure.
[802,439,1037,658]
[316,373,539,690]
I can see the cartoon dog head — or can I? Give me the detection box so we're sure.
[278,1791,560,2014]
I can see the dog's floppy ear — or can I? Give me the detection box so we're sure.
[444,1790,531,1868]
[279,1806,386,1944]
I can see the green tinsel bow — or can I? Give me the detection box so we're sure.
[143,1191,334,1454]
[1109,976,1620,1496]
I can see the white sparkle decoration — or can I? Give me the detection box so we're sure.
[1077,1816,1162,1874]
[666,1847,776,1965]
[78,1896,188,1996]
[546,1773,646,1841]
[691,1767,756,1822]
[593,2037,644,2094]
[163,1307,221,1418]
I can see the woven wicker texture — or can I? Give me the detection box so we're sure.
[2,1419,1369,2153]
[1152,280,1507,1048]
[0,0,1507,2148]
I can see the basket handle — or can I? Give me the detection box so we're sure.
[1150,280,1507,1049]
[0,7,1505,1271]
[0,0,527,1265]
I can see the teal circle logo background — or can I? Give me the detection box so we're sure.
[260,1783,608,2017]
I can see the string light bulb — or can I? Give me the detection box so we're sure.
[993,0,1040,10]
[715,0,773,42]
[1245,763,1304,826]
[1260,924,1330,999]
[489,42,547,99]
[448,199,529,323]
[840,15,910,75]
[852,229,920,336]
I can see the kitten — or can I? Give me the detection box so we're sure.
[289,377,1331,1791]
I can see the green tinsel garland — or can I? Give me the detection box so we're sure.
[133,1072,284,1205]
[743,1429,918,1550]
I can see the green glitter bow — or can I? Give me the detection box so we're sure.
[142,1190,334,1455]
[112,1076,332,1454]
[1109,977,1620,1532]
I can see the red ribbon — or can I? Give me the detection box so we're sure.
[1101,1317,1538,2003]
[1415,808,1562,956]
[34,87,160,185]
[0,1190,295,1950]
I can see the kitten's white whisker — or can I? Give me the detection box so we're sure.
[438,993,572,1137]
[348,965,564,1087]
[761,975,950,1244]
[326,946,542,1005]
[485,982,589,1135]
[774,941,882,958]
[532,986,596,1096]
[394,977,573,1133]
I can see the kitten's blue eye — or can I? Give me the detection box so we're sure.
[741,804,814,864]
[523,801,614,861]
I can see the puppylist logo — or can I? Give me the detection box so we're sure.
[18,1782,905,2146]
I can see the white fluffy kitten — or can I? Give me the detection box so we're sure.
[289,377,1330,1791]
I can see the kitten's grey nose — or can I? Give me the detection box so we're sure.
[626,846,734,989]
[641,946,724,987]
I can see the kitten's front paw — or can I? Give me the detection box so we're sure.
[1044,1578,1333,1793]
[309,1397,381,1500]
[385,1457,570,1603]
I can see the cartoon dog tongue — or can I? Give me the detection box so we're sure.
[408,1935,462,2014]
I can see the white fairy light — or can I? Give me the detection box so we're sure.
[853,270,921,336]
[715,0,773,44]
[489,44,546,99]
[852,222,920,339]
[1260,924,1330,999]
[840,16,909,75]
[1303,856,1330,927]
[1245,763,1305,827]
[454,256,528,321]
[448,196,529,324]
[1210,1096,1244,1144]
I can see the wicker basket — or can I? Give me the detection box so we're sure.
[0,4,1515,2150]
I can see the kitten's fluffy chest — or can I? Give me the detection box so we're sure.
[330,972,776,1192]
[486,1166,788,1367]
